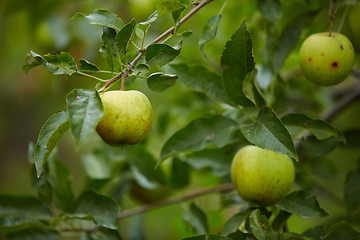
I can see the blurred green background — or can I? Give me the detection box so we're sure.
[1,0,360,239]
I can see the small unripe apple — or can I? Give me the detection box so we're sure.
[96,90,153,146]
[231,145,295,206]
[348,4,360,51]
[299,32,355,86]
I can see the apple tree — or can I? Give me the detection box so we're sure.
[1,0,360,239]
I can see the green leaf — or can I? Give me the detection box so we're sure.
[183,203,209,235]
[169,63,230,103]
[221,212,248,236]
[127,145,167,188]
[75,191,120,229]
[241,107,298,160]
[281,113,339,140]
[221,20,255,106]
[276,191,328,218]
[227,230,249,240]
[147,72,178,92]
[157,0,185,16]
[82,153,112,179]
[79,59,100,72]
[4,228,59,240]
[82,228,124,240]
[101,27,119,71]
[160,115,238,161]
[272,21,301,72]
[323,222,360,240]
[47,156,75,213]
[34,111,70,177]
[257,0,281,22]
[183,235,232,240]
[0,216,45,237]
[169,157,190,189]
[22,51,78,76]
[72,9,124,32]
[300,136,340,156]
[145,42,182,67]
[116,18,137,55]
[271,211,292,231]
[22,51,44,73]
[30,166,52,204]
[66,89,104,149]
[199,15,222,58]
[249,209,272,240]
[344,160,360,213]
[0,195,51,217]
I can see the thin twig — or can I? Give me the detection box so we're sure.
[329,0,337,36]
[117,183,235,219]
[100,0,214,91]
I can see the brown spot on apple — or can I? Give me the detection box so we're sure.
[330,61,339,70]
[340,44,344,50]
[308,57,312,62]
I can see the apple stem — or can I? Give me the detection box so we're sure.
[329,0,336,37]
[121,74,126,91]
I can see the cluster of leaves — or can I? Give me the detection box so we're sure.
[1,0,360,239]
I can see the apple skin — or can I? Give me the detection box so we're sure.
[299,32,355,86]
[96,90,153,146]
[231,145,295,206]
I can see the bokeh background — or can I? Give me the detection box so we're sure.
[1,0,360,239]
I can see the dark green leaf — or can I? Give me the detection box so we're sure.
[282,232,304,240]
[300,136,340,156]
[169,63,230,103]
[81,153,112,179]
[271,211,292,231]
[47,156,75,213]
[221,20,255,106]
[82,228,123,240]
[323,222,360,240]
[34,111,70,177]
[66,89,104,149]
[272,21,301,72]
[227,230,249,240]
[0,195,51,217]
[5,228,59,240]
[249,209,272,240]
[343,129,360,148]
[221,212,248,236]
[183,235,232,240]
[127,145,167,187]
[199,15,222,58]
[22,51,78,76]
[147,72,178,92]
[0,216,45,237]
[305,156,337,179]
[145,42,181,67]
[116,19,137,55]
[281,113,339,140]
[241,107,298,160]
[101,27,118,71]
[160,115,238,161]
[302,225,328,239]
[183,203,208,235]
[76,191,120,229]
[30,165,52,204]
[157,0,185,16]
[169,157,190,189]
[79,59,100,72]
[172,7,185,23]
[257,0,281,22]
[186,144,242,177]
[276,191,328,218]
[344,160,360,213]
[72,9,124,32]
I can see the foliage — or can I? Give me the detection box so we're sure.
[1,0,360,239]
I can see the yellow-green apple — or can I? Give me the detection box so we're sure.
[299,32,355,86]
[231,145,295,206]
[96,90,153,146]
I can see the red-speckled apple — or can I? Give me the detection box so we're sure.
[299,32,355,86]
[231,145,295,206]
[96,90,153,146]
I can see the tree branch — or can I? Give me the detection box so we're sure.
[117,183,235,219]
[100,0,214,92]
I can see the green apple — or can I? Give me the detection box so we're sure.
[231,145,295,206]
[129,180,172,204]
[299,32,355,86]
[348,4,360,51]
[96,90,153,146]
